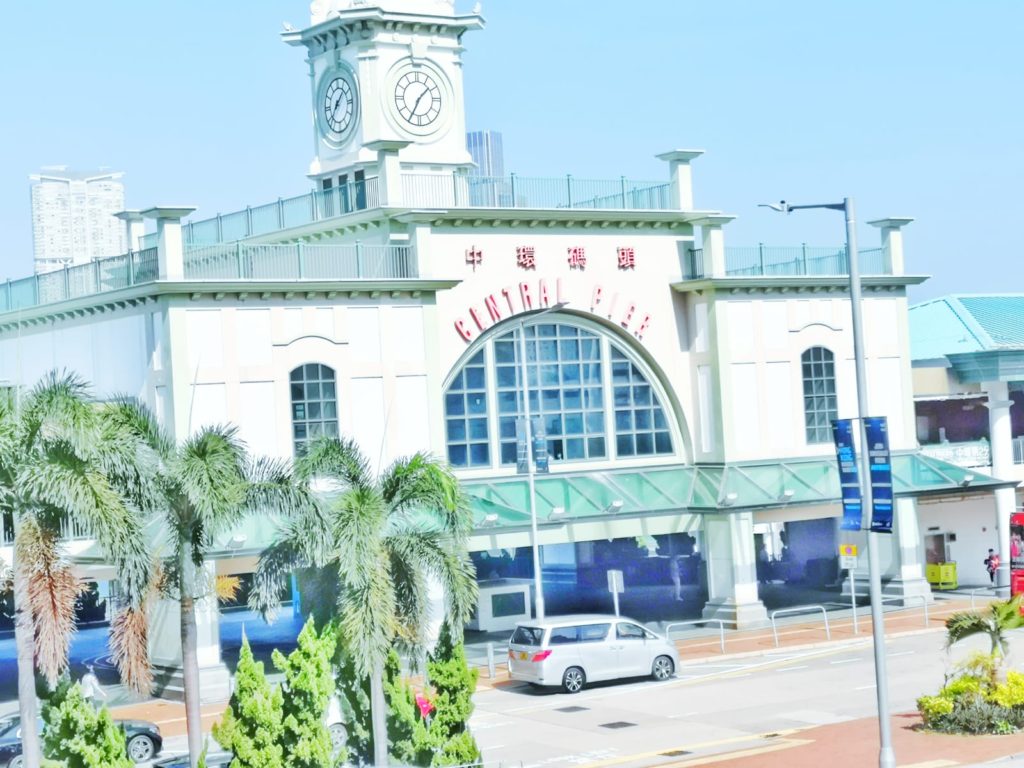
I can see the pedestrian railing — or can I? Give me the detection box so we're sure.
[664,619,727,654]
[970,584,1011,610]
[879,593,929,627]
[723,245,891,278]
[183,242,417,281]
[770,604,830,647]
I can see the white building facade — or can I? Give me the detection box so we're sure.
[0,0,1015,697]
[29,168,127,274]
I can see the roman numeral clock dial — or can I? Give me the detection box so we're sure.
[395,71,442,127]
[318,69,358,146]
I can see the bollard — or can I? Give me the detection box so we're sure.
[487,642,496,679]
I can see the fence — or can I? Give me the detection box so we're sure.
[723,245,889,277]
[770,604,830,647]
[665,618,727,653]
[184,242,417,281]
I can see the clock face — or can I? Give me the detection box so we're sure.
[323,76,355,136]
[394,70,442,127]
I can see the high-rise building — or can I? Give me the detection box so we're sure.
[466,129,504,177]
[30,167,127,274]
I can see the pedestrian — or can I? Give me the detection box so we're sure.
[756,542,770,584]
[670,555,683,601]
[984,548,1001,585]
[80,664,107,708]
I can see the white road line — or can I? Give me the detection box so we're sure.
[888,651,914,658]
[775,665,809,672]
[854,684,877,690]
[830,658,860,664]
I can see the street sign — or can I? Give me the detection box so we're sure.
[864,416,894,533]
[839,544,858,557]
[840,555,858,570]
[607,569,624,593]
[831,419,864,531]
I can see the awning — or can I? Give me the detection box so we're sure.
[464,452,1017,546]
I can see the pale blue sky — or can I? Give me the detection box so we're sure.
[2,1,1021,302]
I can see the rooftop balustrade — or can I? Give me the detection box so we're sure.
[683,245,891,280]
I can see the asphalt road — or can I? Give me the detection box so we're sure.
[470,631,997,768]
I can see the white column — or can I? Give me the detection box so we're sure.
[886,496,934,603]
[655,149,704,210]
[695,215,734,278]
[701,511,769,628]
[367,140,411,208]
[148,562,231,702]
[143,206,196,280]
[114,209,146,252]
[867,217,914,276]
[987,380,1015,586]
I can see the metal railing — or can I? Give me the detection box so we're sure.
[684,248,704,279]
[970,583,1011,609]
[770,604,830,647]
[1,247,159,314]
[1013,436,1024,465]
[665,618,727,653]
[723,245,890,277]
[184,242,417,281]
[879,593,929,627]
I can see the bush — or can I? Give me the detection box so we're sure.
[940,676,983,699]
[41,681,132,768]
[991,671,1024,709]
[937,695,1019,735]
[916,695,954,728]
[213,637,285,768]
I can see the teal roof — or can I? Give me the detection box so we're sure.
[911,295,1024,360]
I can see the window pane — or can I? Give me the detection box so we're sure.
[448,444,468,467]
[290,364,339,456]
[469,443,490,466]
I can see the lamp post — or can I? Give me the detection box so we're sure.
[761,197,895,768]
[517,301,568,621]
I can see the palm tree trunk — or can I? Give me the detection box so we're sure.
[13,533,42,768]
[179,552,204,768]
[370,661,390,768]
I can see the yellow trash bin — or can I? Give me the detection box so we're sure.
[926,563,941,585]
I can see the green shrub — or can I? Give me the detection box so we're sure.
[41,682,132,768]
[213,637,285,768]
[938,695,1019,735]
[916,695,954,728]
[990,671,1024,708]
[940,675,984,699]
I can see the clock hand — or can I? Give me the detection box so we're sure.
[410,86,429,115]
[333,94,342,114]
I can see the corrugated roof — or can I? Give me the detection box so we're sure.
[910,295,1024,360]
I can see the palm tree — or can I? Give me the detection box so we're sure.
[0,373,154,768]
[250,437,478,768]
[109,400,310,768]
[945,594,1024,683]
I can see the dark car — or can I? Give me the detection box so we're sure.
[153,753,233,768]
[0,713,163,766]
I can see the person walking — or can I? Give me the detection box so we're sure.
[985,548,1001,585]
[80,664,107,708]
[670,555,683,601]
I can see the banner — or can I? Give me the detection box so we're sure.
[864,416,894,533]
[831,419,863,531]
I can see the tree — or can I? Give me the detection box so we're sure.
[251,438,478,768]
[41,681,132,768]
[273,618,337,768]
[424,620,481,766]
[109,401,310,768]
[0,374,154,768]
[946,594,1024,684]
[212,636,284,768]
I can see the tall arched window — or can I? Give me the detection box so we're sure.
[443,320,675,469]
[801,347,837,443]
[290,363,339,455]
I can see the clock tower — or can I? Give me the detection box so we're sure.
[284,0,484,192]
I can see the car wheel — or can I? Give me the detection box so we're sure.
[652,655,675,681]
[562,666,586,694]
[328,722,347,754]
[9,756,24,768]
[126,734,156,763]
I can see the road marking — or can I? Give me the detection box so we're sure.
[657,738,813,767]
[854,684,877,690]
[830,657,860,664]
[888,650,914,658]
[578,729,805,768]
[774,665,809,672]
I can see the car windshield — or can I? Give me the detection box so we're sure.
[0,716,19,737]
[510,626,543,646]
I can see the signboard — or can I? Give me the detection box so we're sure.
[1011,512,1024,598]
[831,419,864,531]
[864,416,894,533]
[839,544,858,557]
[840,555,858,570]
[607,569,625,594]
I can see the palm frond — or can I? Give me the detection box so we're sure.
[244,455,314,519]
[388,546,430,654]
[333,487,387,590]
[379,452,471,534]
[176,425,248,536]
[337,553,398,678]
[102,397,175,460]
[295,437,372,490]
[17,519,83,686]
[386,527,478,628]
[110,604,152,694]
[945,610,992,649]
[215,575,242,603]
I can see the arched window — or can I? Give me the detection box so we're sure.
[801,347,837,443]
[290,363,339,455]
[443,320,674,469]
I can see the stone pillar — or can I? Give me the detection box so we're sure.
[655,149,704,210]
[148,562,231,702]
[867,217,914,276]
[142,207,196,281]
[884,496,934,603]
[986,379,1015,586]
[695,215,734,278]
[701,511,769,628]
[367,140,411,207]
[114,209,146,252]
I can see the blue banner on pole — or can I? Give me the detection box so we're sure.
[864,416,894,533]
[832,419,863,531]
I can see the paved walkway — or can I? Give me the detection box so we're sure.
[105,595,1024,766]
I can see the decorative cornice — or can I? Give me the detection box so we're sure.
[670,274,928,295]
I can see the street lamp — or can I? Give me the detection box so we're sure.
[761,197,895,768]
[517,301,568,621]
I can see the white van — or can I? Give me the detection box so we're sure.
[507,614,678,693]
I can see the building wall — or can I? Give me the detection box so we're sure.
[917,496,1001,586]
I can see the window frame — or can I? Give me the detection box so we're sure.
[801,346,838,444]
[289,363,340,456]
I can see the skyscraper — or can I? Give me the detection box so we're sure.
[466,130,504,177]
[30,167,126,274]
